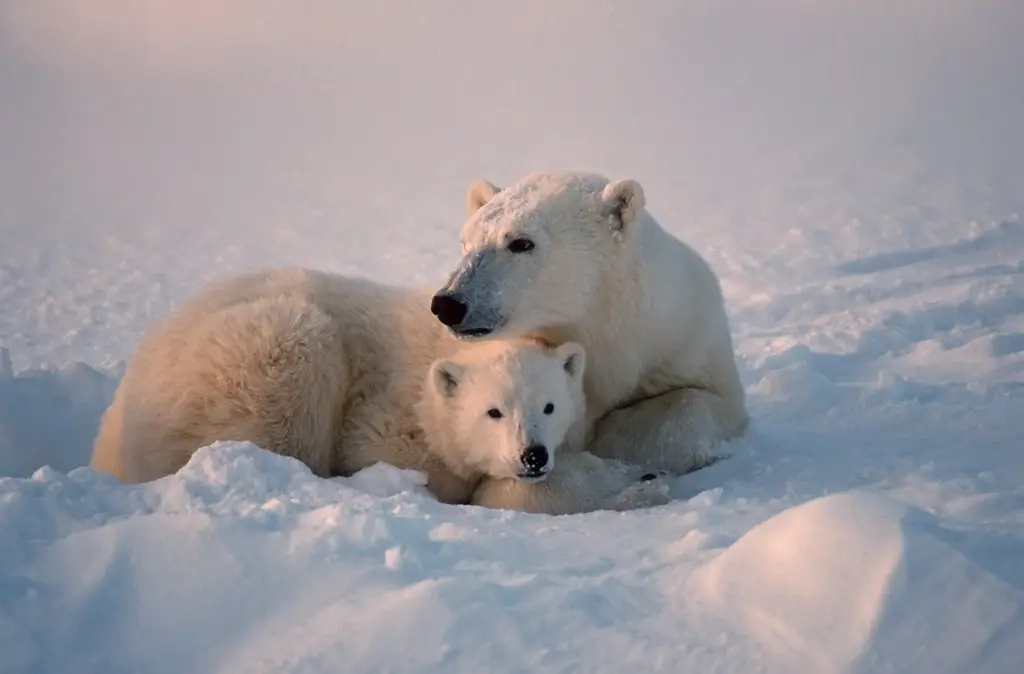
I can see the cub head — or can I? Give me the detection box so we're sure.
[430,170,646,339]
[423,340,586,482]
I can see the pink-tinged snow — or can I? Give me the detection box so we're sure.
[1,1,1023,673]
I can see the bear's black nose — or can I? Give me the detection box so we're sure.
[521,444,549,472]
[430,293,468,327]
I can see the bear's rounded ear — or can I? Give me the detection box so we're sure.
[555,341,586,381]
[600,178,646,236]
[465,179,501,216]
[429,360,463,398]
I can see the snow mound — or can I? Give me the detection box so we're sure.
[693,491,1024,674]
[0,443,458,673]
[0,442,682,673]
[0,352,117,478]
[336,460,433,500]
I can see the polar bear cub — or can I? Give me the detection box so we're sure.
[422,338,669,514]
[420,338,586,484]
[90,267,666,515]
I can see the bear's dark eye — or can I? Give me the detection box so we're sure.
[487,408,504,419]
[543,403,555,415]
[507,238,535,254]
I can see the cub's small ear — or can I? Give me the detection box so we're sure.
[555,341,586,380]
[429,360,463,398]
[600,178,646,235]
[465,179,501,216]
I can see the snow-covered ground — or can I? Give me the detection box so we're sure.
[2,1,1023,672]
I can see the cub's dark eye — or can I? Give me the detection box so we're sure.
[507,238,535,253]
[487,408,504,419]
[543,403,555,415]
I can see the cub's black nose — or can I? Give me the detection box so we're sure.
[430,293,468,327]
[521,444,549,472]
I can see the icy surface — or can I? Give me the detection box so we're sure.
[1,1,1023,672]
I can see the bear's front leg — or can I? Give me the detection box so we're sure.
[469,450,670,515]
[587,387,748,474]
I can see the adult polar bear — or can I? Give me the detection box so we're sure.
[90,268,665,514]
[431,170,749,473]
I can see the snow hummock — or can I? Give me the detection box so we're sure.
[695,492,1024,674]
[2,1,1024,672]
[0,354,119,478]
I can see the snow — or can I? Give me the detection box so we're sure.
[696,492,1024,674]
[2,1,1023,672]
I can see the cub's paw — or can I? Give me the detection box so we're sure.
[603,476,672,511]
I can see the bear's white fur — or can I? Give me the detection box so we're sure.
[90,267,668,514]
[433,170,749,473]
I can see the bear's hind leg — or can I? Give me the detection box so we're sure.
[198,296,345,477]
[90,385,127,479]
[123,296,345,482]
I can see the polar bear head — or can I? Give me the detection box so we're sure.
[422,339,586,482]
[430,170,646,339]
